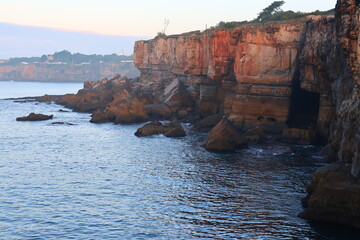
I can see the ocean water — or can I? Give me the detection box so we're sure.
[0,81,359,239]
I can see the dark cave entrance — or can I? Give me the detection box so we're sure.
[287,86,320,129]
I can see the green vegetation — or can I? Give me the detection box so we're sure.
[155,18,170,38]
[155,32,167,39]
[1,50,133,66]
[255,1,285,22]
[213,1,335,30]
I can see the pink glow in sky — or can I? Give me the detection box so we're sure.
[1,0,337,37]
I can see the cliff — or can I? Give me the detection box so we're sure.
[133,0,360,228]
[134,18,338,137]
[40,0,360,228]
[0,62,139,82]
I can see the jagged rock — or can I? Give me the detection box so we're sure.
[196,114,223,129]
[281,128,316,145]
[144,104,172,119]
[134,121,166,137]
[135,120,186,138]
[108,95,149,124]
[162,78,193,109]
[90,110,112,123]
[205,118,246,152]
[58,109,69,112]
[245,126,266,143]
[163,121,186,137]
[16,113,53,121]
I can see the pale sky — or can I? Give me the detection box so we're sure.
[1,0,337,37]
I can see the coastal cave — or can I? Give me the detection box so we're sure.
[287,86,320,130]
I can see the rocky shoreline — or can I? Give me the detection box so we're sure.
[23,0,360,229]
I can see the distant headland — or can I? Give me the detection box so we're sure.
[0,50,140,82]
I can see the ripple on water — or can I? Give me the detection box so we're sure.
[1,84,360,239]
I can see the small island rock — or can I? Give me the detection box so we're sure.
[16,113,53,121]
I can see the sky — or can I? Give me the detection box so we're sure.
[0,0,337,58]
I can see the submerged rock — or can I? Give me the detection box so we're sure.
[51,122,76,125]
[205,118,246,152]
[16,113,53,121]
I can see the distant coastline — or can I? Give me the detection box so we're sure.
[0,50,140,82]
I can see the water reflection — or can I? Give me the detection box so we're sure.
[1,90,360,239]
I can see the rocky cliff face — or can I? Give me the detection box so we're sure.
[134,18,338,136]
[133,0,360,227]
[0,62,139,82]
[41,0,359,228]
[298,0,360,228]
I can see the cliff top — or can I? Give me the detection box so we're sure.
[150,3,335,41]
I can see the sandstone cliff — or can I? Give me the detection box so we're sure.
[134,17,338,137]
[133,0,360,228]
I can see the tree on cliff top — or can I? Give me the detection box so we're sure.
[255,1,285,22]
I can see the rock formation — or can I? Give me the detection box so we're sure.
[134,120,186,137]
[35,0,360,228]
[299,0,360,228]
[16,113,53,121]
[133,0,360,228]
[205,118,246,152]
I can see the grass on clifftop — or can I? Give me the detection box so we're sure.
[152,1,335,39]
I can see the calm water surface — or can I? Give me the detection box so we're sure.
[0,81,359,239]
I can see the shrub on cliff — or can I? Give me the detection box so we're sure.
[155,32,167,39]
[255,0,285,23]
[213,1,335,30]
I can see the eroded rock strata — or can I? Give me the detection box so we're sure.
[39,0,360,228]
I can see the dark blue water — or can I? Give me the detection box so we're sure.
[0,81,358,239]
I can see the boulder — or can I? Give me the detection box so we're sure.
[205,118,246,152]
[134,121,166,137]
[245,126,266,143]
[16,113,53,121]
[162,79,193,109]
[196,114,223,129]
[135,120,186,138]
[163,121,186,137]
[299,163,360,228]
[90,110,112,123]
[144,104,172,119]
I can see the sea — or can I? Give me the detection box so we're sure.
[0,81,359,239]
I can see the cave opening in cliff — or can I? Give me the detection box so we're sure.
[287,87,320,129]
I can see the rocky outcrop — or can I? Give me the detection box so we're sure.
[299,0,360,228]
[135,24,304,132]
[205,118,246,152]
[0,62,139,82]
[134,17,339,137]
[299,163,360,228]
[16,113,53,121]
[32,0,360,228]
[135,120,186,137]
[133,0,360,228]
